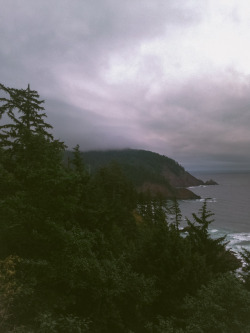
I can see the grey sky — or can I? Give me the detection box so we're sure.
[1,0,250,171]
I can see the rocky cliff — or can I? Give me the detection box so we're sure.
[162,167,204,187]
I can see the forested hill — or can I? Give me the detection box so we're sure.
[1,83,247,332]
[66,149,204,199]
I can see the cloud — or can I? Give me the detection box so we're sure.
[136,70,250,169]
[45,98,144,150]
[1,0,250,170]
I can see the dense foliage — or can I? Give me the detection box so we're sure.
[0,83,248,332]
[65,148,185,187]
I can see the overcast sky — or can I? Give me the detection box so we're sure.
[1,0,250,171]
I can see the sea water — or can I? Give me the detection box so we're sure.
[178,172,250,254]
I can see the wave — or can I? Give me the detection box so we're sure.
[196,198,217,203]
[188,185,207,189]
[209,229,250,254]
[227,233,250,248]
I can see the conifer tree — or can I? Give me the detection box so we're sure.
[186,199,214,245]
[240,248,250,290]
[186,200,238,274]
[168,198,182,230]
[0,83,54,153]
[72,144,85,173]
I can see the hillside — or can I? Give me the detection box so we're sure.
[66,149,203,199]
[1,83,243,333]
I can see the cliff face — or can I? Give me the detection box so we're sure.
[162,167,204,187]
[137,182,200,199]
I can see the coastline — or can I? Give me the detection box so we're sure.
[179,171,250,254]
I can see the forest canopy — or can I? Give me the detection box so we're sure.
[0,83,249,333]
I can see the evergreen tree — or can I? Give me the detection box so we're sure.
[184,273,250,332]
[186,199,214,243]
[0,83,59,157]
[240,248,250,291]
[172,198,182,230]
[186,200,239,275]
[0,83,244,332]
[0,83,69,258]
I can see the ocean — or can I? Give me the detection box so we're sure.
[178,172,250,254]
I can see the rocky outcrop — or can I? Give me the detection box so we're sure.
[137,182,200,200]
[175,187,200,200]
[204,179,218,185]
[137,182,175,198]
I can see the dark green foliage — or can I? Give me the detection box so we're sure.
[240,248,250,290]
[0,83,246,332]
[0,83,61,161]
[169,198,182,229]
[65,148,185,187]
[71,144,87,175]
[146,274,250,333]
[183,273,250,332]
[36,313,91,333]
[186,200,239,274]
[71,148,184,175]
[145,317,184,333]
[186,200,215,244]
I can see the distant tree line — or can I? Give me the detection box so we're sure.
[65,148,185,187]
[0,83,250,332]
